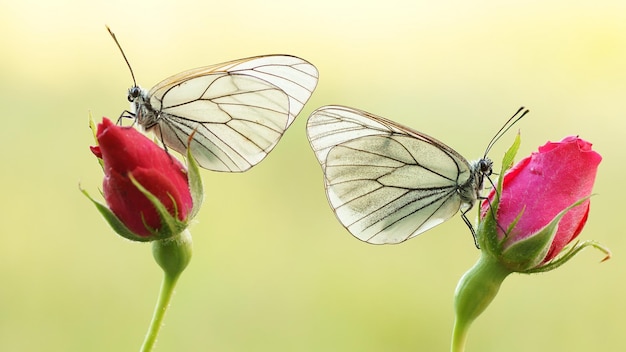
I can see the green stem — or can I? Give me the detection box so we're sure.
[451,316,470,352]
[140,230,193,352]
[140,272,180,352]
[451,253,511,352]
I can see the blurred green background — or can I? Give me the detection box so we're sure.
[1,0,624,351]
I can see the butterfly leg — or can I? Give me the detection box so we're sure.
[460,206,480,249]
[116,109,138,127]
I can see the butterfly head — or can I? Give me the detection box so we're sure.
[127,86,142,103]
[477,157,493,178]
[473,157,493,192]
[126,85,155,127]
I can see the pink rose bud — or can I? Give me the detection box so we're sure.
[453,135,608,352]
[90,118,193,237]
[482,136,601,266]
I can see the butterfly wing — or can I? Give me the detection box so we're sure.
[149,55,318,172]
[307,105,473,244]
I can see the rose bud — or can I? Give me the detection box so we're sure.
[480,136,603,271]
[451,135,610,352]
[84,117,202,241]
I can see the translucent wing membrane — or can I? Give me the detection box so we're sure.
[307,105,407,167]
[150,55,318,127]
[142,55,319,172]
[307,105,475,244]
[151,75,290,171]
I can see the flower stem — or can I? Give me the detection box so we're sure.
[451,317,470,352]
[451,253,511,352]
[140,230,193,352]
[140,272,180,352]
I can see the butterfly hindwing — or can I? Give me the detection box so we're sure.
[307,105,474,244]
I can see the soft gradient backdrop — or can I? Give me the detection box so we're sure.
[1,0,624,351]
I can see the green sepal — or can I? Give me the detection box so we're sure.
[88,113,104,170]
[499,132,521,188]
[506,207,524,236]
[128,174,189,241]
[186,143,204,220]
[501,196,591,272]
[477,200,499,252]
[478,132,521,252]
[79,185,153,242]
[526,240,610,275]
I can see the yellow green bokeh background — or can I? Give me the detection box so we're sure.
[1,1,625,351]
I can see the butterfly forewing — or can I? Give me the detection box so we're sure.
[306,105,406,167]
[150,55,317,125]
[140,55,318,172]
[307,105,476,244]
[151,75,290,171]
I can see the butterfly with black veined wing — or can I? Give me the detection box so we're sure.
[107,26,319,172]
[306,105,527,245]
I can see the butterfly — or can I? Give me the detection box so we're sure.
[107,26,319,172]
[306,105,527,245]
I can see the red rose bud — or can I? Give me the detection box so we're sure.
[91,118,193,238]
[481,136,602,269]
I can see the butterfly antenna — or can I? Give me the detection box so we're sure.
[483,107,529,158]
[106,25,137,87]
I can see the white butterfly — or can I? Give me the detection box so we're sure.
[306,105,526,244]
[108,27,319,172]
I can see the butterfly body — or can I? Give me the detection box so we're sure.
[128,85,158,128]
[461,158,493,207]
